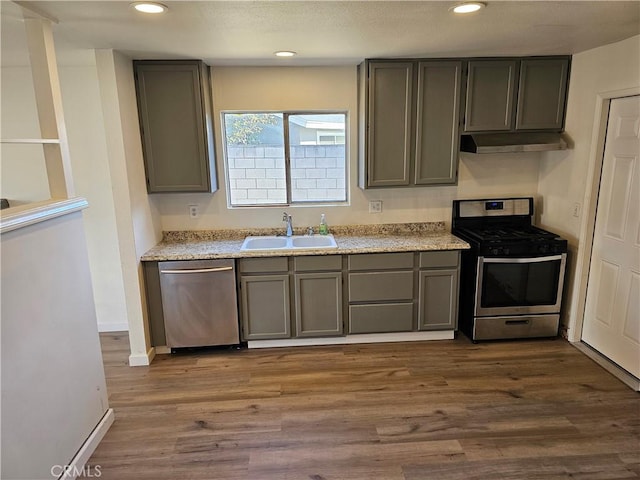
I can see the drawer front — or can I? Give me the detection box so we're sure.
[349,303,414,334]
[348,252,414,271]
[419,251,459,268]
[294,255,342,272]
[349,271,414,302]
[239,256,288,273]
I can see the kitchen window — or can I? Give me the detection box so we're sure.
[222,112,347,206]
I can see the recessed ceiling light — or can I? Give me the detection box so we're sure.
[274,51,297,57]
[451,2,485,14]
[131,2,168,14]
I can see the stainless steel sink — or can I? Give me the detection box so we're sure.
[240,234,337,251]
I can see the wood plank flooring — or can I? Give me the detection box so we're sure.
[88,334,640,479]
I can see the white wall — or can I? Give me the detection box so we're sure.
[95,49,162,365]
[1,211,109,479]
[59,65,130,332]
[0,63,130,333]
[153,66,542,232]
[537,35,640,336]
[0,67,50,205]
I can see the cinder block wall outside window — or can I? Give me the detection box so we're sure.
[227,145,346,205]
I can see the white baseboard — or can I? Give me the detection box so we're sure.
[97,322,129,333]
[154,346,171,354]
[128,346,156,366]
[60,408,115,480]
[248,330,455,349]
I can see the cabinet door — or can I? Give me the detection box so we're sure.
[464,60,518,132]
[240,275,290,340]
[294,273,343,337]
[367,62,413,187]
[515,58,569,131]
[134,60,215,193]
[418,269,459,330]
[415,61,462,185]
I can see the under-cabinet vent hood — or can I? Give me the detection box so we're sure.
[460,133,567,154]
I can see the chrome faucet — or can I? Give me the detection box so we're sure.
[283,212,293,237]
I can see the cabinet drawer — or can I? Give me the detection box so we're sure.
[348,252,414,271]
[419,251,459,268]
[349,271,414,302]
[239,257,288,273]
[294,255,342,272]
[349,303,414,334]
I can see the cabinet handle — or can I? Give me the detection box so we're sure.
[160,266,233,274]
[505,319,530,326]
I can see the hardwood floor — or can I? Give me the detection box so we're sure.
[89,334,640,479]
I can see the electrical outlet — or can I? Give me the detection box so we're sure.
[189,205,199,218]
[572,203,581,218]
[369,200,382,213]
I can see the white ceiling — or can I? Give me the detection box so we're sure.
[3,1,640,66]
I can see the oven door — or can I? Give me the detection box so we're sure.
[475,254,567,317]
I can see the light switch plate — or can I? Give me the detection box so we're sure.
[369,200,382,213]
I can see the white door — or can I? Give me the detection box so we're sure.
[582,95,640,378]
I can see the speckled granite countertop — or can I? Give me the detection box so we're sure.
[141,222,470,261]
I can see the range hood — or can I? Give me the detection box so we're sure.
[460,132,567,154]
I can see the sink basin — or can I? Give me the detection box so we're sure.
[240,236,288,250]
[291,235,337,248]
[240,234,338,251]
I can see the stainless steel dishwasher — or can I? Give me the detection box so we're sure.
[158,259,240,348]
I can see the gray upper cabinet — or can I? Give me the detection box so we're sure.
[134,60,217,193]
[463,56,570,133]
[366,62,413,187]
[362,60,461,188]
[515,58,569,131]
[464,60,518,132]
[415,61,462,185]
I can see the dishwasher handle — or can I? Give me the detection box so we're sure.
[160,266,233,274]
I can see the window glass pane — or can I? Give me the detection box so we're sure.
[224,113,286,206]
[289,114,346,203]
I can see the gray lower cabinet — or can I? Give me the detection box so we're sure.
[240,274,291,340]
[239,255,343,341]
[418,251,460,330]
[133,60,217,193]
[294,272,343,337]
[239,257,290,340]
[418,269,459,330]
[347,253,416,334]
[360,60,461,188]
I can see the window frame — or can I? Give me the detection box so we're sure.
[221,110,349,208]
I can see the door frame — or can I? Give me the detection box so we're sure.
[568,86,640,344]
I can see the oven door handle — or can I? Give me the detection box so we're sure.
[481,254,565,264]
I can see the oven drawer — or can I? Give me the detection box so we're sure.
[473,314,560,340]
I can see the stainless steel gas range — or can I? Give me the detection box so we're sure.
[452,197,568,341]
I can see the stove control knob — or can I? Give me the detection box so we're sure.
[539,244,549,254]
[491,248,502,256]
[503,248,510,255]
